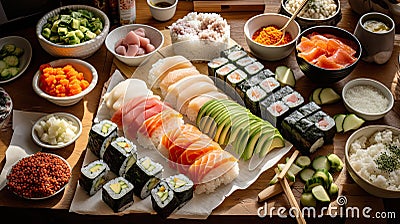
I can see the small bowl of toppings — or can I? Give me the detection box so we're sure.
[0,36,32,83]
[244,13,301,61]
[345,125,400,198]
[36,5,110,58]
[0,87,12,129]
[105,24,164,67]
[32,112,82,149]
[32,58,98,106]
[147,0,178,22]
[342,78,394,121]
[280,0,342,30]
[6,152,71,199]
[295,25,362,83]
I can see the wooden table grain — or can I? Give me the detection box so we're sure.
[0,0,399,223]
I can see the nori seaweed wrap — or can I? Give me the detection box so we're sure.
[220,45,243,58]
[298,102,321,117]
[166,174,194,205]
[208,57,229,78]
[88,119,117,158]
[151,180,180,219]
[102,176,134,213]
[103,137,138,177]
[79,159,110,196]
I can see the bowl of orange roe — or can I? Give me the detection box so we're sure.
[32,58,98,106]
[244,13,300,61]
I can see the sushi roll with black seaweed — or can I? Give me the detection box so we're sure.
[282,91,304,112]
[103,137,138,177]
[208,57,229,78]
[88,119,117,158]
[263,101,289,128]
[220,45,243,58]
[294,118,325,154]
[308,111,336,143]
[216,63,237,82]
[125,156,163,199]
[227,50,247,63]
[259,77,280,95]
[257,69,275,78]
[151,180,180,219]
[166,174,194,205]
[227,69,247,88]
[79,159,110,196]
[235,56,256,69]
[245,85,267,116]
[102,176,134,213]
[236,71,267,99]
[280,110,305,142]
[273,86,294,101]
[298,102,321,117]
[244,61,264,77]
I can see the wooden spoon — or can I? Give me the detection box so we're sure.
[274,0,310,46]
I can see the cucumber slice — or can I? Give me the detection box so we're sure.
[327,153,344,172]
[295,155,311,168]
[304,176,324,192]
[300,168,315,182]
[319,87,341,105]
[312,185,330,202]
[333,114,346,132]
[277,162,303,176]
[329,183,339,196]
[275,65,296,87]
[312,169,331,189]
[342,114,365,133]
[312,156,331,171]
[300,192,317,207]
[311,88,323,105]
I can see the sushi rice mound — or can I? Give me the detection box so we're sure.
[194,163,239,194]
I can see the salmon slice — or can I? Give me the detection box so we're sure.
[298,46,326,63]
[330,48,357,66]
[296,37,314,53]
[327,39,356,56]
[308,33,329,42]
[315,55,343,69]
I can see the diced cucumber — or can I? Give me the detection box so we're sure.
[300,168,315,182]
[329,183,339,196]
[311,87,323,105]
[312,169,331,189]
[295,155,311,168]
[304,176,324,192]
[3,55,18,67]
[327,153,344,172]
[333,114,346,132]
[312,155,331,171]
[0,60,7,73]
[319,87,341,105]
[300,192,317,207]
[342,114,365,133]
[312,185,330,202]
[275,65,296,87]
[269,173,279,185]
[277,162,303,176]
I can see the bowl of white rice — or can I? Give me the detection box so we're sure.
[345,125,400,198]
[280,0,342,30]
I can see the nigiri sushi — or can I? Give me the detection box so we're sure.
[148,55,193,89]
[185,91,228,122]
[159,67,200,96]
[175,82,218,114]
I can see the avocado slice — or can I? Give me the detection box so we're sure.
[259,133,285,158]
[89,164,103,173]
[110,182,122,194]
[196,99,219,126]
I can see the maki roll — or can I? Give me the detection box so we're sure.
[273,85,294,101]
[236,71,266,99]
[298,102,321,117]
[102,176,134,213]
[245,85,267,116]
[124,156,163,199]
[216,63,237,82]
[150,180,180,219]
[280,110,305,143]
[282,91,304,112]
[257,69,276,78]
[263,101,289,128]
[259,77,280,95]
[294,118,325,154]
[79,159,109,196]
[235,56,256,69]
[227,50,247,62]
[308,111,336,143]
[102,137,138,177]
[227,69,247,88]
[207,57,229,77]
[166,174,194,205]
[88,119,117,158]
[220,45,243,58]
[244,61,264,77]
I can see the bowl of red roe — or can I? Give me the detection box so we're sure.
[32,58,98,106]
[244,13,300,61]
[295,25,362,84]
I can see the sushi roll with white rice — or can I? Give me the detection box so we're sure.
[257,69,276,78]
[102,176,134,213]
[220,45,243,58]
[166,174,194,205]
[102,137,138,177]
[227,69,247,88]
[216,63,237,82]
[244,61,264,77]
[264,101,289,128]
[308,111,336,143]
[124,156,163,199]
[295,118,325,154]
[207,57,229,78]
[245,85,267,117]
[236,72,267,99]
[280,110,305,143]
[79,159,110,196]
[273,86,294,101]
[227,50,247,62]
[282,91,304,112]
[259,77,280,95]
[298,102,321,117]
[88,120,118,158]
[235,56,256,69]
[150,180,180,219]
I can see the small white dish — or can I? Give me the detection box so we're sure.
[147,0,178,22]
[32,112,82,149]
[0,36,32,84]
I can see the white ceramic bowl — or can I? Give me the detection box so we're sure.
[147,0,178,21]
[32,112,83,149]
[36,5,110,59]
[244,13,301,61]
[105,24,164,67]
[0,36,32,84]
[32,58,98,106]
[345,125,400,198]
[342,78,394,121]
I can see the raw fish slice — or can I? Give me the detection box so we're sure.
[159,66,200,96]
[296,37,314,53]
[330,48,357,66]
[176,82,218,113]
[298,46,326,63]
[308,33,329,42]
[185,91,228,122]
[315,55,343,69]
[327,38,356,56]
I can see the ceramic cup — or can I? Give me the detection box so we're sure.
[354,12,395,64]
[147,0,177,22]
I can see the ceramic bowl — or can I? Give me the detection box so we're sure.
[345,125,400,198]
[32,112,82,149]
[295,25,362,83]
[147,0,178,21]
[342,78,394,121]
[32,58,98,106]
[105,24,164,67]
[36,4,110,59]
[0,36,32,84]
[244,13,301,61]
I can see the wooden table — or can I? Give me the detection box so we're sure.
[0,0,399,223]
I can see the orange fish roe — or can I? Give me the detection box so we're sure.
[39,64,90,97]
[252,25,293,46]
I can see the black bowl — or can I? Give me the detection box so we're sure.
[295,26,362,84]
